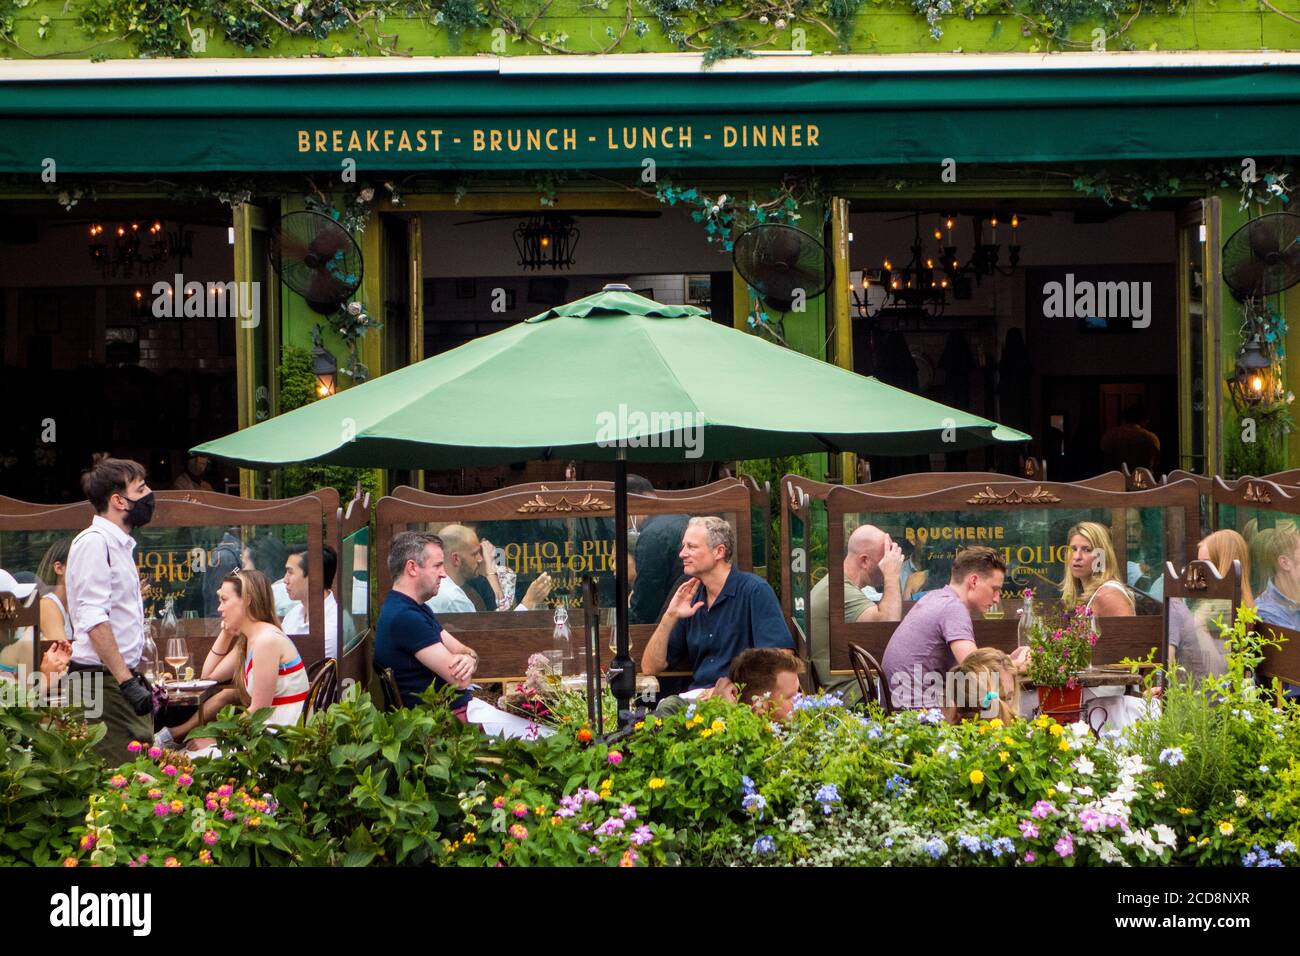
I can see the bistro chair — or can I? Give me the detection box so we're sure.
[848,643,893,715]
[376,666,404,712]
[303,658,338,722]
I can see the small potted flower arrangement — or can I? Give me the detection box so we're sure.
[1024,601,1099,721]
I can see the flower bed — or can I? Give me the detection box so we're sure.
[5,610,1299,868]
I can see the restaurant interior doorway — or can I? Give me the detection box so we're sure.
[845,200,1213,480]
[0,199,240,502]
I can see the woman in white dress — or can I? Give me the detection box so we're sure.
[157,569,308,750]
[1061,521,1136,618]
[1168,530,1253,683]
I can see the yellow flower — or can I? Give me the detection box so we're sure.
[999,751,1010,763]
[1058,739,1071,752]
[1003,735,1015,746]
[653,718,662,728]
[170,799,185,813]
[1007,765,1017,772]
[248,815,261,827]
[534,804,547,817]
[1046,787,1056,798]
[1176,807,1193,815]
[1034,716,1050,729]
[551,816,563,827]
[685,716,701,729]
[969,769,985,785]
[1049,724,1063,737]
[600,778,613,791]
[977,725,988,735]
[1152,781,1165,791]
[445,841,459,854]
[462,832,476,845]
[989,718,1004,729]
[699,729,714,739]
[634,721,645,731]
[648,778,665,790]
[711,718,726,733]
[1219,821,1234,837]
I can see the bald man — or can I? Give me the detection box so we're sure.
[808,524,904,694]
[426,523,552,615]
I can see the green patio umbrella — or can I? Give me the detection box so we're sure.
[194,285,1028,726]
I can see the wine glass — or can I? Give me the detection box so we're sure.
[164,638,189,683]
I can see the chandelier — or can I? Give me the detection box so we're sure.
[87,220,193,279]
[852,212,1025,319]
[513,213,580,271]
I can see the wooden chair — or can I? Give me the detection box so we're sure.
[848,643,893,715]
[303,658,338,722]
[376,666,404,712]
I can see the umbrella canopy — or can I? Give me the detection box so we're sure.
[193,288,1027,468]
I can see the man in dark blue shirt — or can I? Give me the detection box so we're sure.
[641,516,793,690]
[374,531,478,714]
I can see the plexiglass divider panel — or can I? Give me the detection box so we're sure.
[375,480,754,682]
[822,479,1200,678]
[0,491,334,674]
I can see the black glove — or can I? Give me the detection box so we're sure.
[119,674,154,716]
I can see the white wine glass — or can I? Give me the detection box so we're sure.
[164,638,189,683]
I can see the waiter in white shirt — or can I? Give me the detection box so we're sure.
[281,544,343,660]
[66,458,156,762]
[427,524,552,615]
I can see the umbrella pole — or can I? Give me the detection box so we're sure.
[609,454,637,730]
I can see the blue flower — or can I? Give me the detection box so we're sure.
[866,723,883,740]
[923,837,948,860]
[741,775,756,796]
[752,835,776,855]
[814,783,841,815]
[742,793,767,819]
[1277,841,1296,856]
[883,837,894,849]
[989,837,1015,858]
[885,774,911,796]
[920,708,945,726]
[1158,747,1185,767]
[792,692,846,712]
[957,834,982,854]
[685,703,697,720]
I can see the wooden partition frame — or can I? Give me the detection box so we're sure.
[337,489,372,692]
[778,471,1130,640]
[0,490,335,670]
[375,479,755,681]
[821,479,1202,677]
[1121,465,1160,491]
[0,587,42,676]
[1209,475,1300,686]
[1162,557,1241,679]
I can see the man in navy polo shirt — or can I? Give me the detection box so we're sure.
[641,516,793,690]
[374,530,478,718]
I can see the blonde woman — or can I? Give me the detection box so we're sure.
[945,646,1019,724]
[1060,521,1135,617]
[1169,530,1254,682]
[156,569,309,750]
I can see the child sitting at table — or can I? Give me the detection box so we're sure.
[944,647,1020,724]
[155,569,308,751]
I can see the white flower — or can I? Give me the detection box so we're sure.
[1234,792,1248,808]
[1054,782,1072,795]
[1073,785,1094,797]
[1072,756,1095,776]
[358,187,375,203]
[293,2,304,16]
[1152,824,1177,848]
[347,302,363,316]
[1067,721,1091,739]
[774,17,786,28]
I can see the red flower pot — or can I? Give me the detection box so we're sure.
[1037,684,1084,723]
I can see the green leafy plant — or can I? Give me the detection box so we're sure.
[0,704,104,866]
[1024,598,1098,688]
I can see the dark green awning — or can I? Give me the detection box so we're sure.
[2,64,1298,172]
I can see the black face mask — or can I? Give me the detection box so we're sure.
[122,491,156,528]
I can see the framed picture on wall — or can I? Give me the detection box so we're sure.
[685,275,710,304]
[455,279,477,300]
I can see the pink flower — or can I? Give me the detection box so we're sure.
[1024,852,1036,863]
[217,784,233,798]
[607,751,623,766]
[1079,809,1103,833]
[222,810,236,821]
[1019,820,1039,839]
[619,804,637,821]
[1058,665,1067,673]
[619,849,639,867]
[146,788,162,800]
[202,830,219,846]
[631,825,654,846]
[163,764,178,777]
[508,824,529,841]
[1066,678,1078,690]
[109,775,127,789]
[205,798,218,811]
[492,796,506,809]
[79,833,97,850]
[148,746,163,759]
[1054,832,1074,858]
[513,804,529,818]
[126,741,143,753]
[178,774,193,787]
[153,802,170,817]
[137,854,149,864]
[1031,801,1055,819]
[164,857,180,868]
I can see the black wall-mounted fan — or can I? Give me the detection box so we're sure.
[732,223,831,313]
[269,210,364,315]
[1222,212,1300,302]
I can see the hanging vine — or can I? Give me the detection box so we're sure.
[9,0,1275,64]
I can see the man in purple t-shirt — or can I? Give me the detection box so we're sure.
[882,547,1027,709]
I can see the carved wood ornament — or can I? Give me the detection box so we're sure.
[965,486,1063,506]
